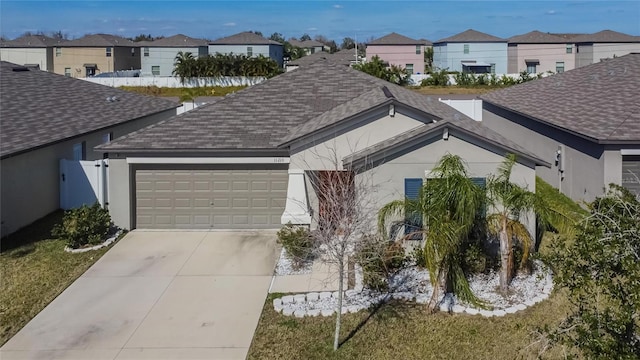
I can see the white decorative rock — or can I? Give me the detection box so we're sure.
[345,289,359,298]
[493,310,507,317]
[306,292,319,301]
[524,299,536,307]
[347,305,361,313]
[341,307,348,314]
[479,310,493,317]
[307,309,321,317]
[439,302,452,312]
[273,298,282,307]
[273,302,284,313]
[321,309,334,317]
[452,305,466,313]
[294,294,307,304]
[542,285,552,294]
[319,292,332,300]
[415,294,430,304]
[465,307,479,315]
[283,308,294,316]
[294,309,306,318]
[540,292,550,300]
[515,304,527,311]
[504,306,518,314]
[281,295,294,304]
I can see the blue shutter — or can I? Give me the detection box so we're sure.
[404,178,423,237]
[471,177,487,218]
[404,178,422,200]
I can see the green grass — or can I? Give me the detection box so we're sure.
[0,212,113,346]
[118,85,246,97]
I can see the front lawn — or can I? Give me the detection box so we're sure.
[0,212,112,346]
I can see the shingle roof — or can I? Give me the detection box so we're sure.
[508,31,569,44]
[288,39,325,48]
[0,35,67,48]
[571,30,639,43]
[366,32,427,45]
[287,49,357,67]
[0,61,179,158]
[101,60,545,160]
[480,53,640,143]
[62,34,137,47]
[141,34,208,47]
[435,29,506,43]
[210,32,282,46]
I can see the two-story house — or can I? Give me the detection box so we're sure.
[0,35,66,71]
[288,39,327,55]
[433,29,507,74]
[53,34,141,78]
[507,31,576,74]
[139,34,208,77]
[209,32,284,67]
[573,30,640,68]
[365,32,430,74]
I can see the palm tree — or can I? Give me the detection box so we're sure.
[378,154,485,310]
[172,51,196,85]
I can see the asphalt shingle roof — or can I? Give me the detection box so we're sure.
[0,35,66,48]
[210,32,282,46]
[508,31,569,44]
[62,34,137,47]
[367,33,428,45]
[287,49,357,67]
[435,29,506,43]
[140,34,208,47]
[288,39,325,48]
[0,61,179,158]
[480,53,640,143]
[571,30,639,43]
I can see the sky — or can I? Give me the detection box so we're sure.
[1,0,639,42]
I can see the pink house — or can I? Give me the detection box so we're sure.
[508,31,577,74]
[365,33,431,74]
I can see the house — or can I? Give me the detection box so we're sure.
[285,48,359,71]
[209,32,284,67]
[480,53,640,202]
[507,31,576,74]
[53,34,141,78]
[365,32,430,74]
[0,35,66,71]
[288,39,327,55]
[98,60,546,233]
[138,34,209,77]
[572,30,640,68]
[433,29,507,74]
[0,61,178,236]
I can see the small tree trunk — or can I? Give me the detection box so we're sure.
[499,217,512,291]
[427,269,445,312]
[333,260,344,351]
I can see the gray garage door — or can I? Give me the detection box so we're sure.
[135,169,288,229]
[622,155,640,197]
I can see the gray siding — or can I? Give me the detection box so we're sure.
[141,46,208,77]
[208,44,283,67]
[576,44,593,67]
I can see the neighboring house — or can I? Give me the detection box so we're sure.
[0,35,66,71]
[209,32,284,67]
[365,32,430,74]
[288,39,327,55]
[139,34,209,77]
[507,30,576,74]
[433,29,507,74]
[99,60,546,233]
[572,30,640,68]
[480,54,640,202]
[53,34,141,78]
[0,61,178,236]
[285,48,359,71]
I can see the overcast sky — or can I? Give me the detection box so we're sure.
[1,0,639,41]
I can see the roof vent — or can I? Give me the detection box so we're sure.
[12,66,30,72]
[381,86,394,99]
[106,95,119,102]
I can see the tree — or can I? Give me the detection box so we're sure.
[300,33,311,41]
[424,46,434,72]
[353,56,410,86]
[172,51,196,84]
[249,30,263,37]
[341,37,355,50]
[313,35,336,52]
[50,30,68,40]
[544,185,640,358]
[269,32,285,43]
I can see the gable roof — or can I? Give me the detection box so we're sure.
[0,35,66,48]
[141,34,208,47]
[367,32,427,46]
[210,32,282,46]
[62,34,137,47]
[286,49,357,67]
[508,31,569,44]
[571,30,639,43]
[435,29,506,43]
[480,53,640,144]
[100,60,544,164]
[0,61,178,158]
[288,39,325,48]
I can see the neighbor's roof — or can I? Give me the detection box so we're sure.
[210,32,282,46]
[0,61,179,158]
[435,29,506,43]
[0,35,67,48]
[366,33,428,46]
[100,60,545,165]
[480,53,640,143]
[62,34,137,47]
[140,34,208,47]
[288,39,325,48]
[287,49,357,67]
[571,30,639,43]
[508,31,569,44]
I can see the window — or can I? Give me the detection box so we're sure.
[566,44,572,54]
[101,132,112,144]
[144,47,149,56]
[247,46,253,57]
[463,44,470,54]
[405,64,414,74]
[490,63,496,74]
[151,66,160,76]
[131,48,135,56]
[55,47,61,57]
[64,68,71,77]
[106,47,112,57]
[72,142,86,161]
[86,66,96,77]
[556,61,565,73]
[416,45,421,55]
[403,178,423,238]
[526,63,537,74]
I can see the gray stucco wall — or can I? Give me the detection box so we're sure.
[141,46,208,77]
[113,47,142,71]
[433,42,508,73]
[208,44,284,67]
[575,44,593,68]
[0,109,175,236]
[106,157,131,230]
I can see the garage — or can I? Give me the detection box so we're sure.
[134,167,288,229]
[622,155,640,197]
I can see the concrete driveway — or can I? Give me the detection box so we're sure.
[0,230,279,360]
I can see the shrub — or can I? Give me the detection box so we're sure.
[277,223,313,270]
[410,246,427,268]
[421,69,450,86]
[462,243,488,275]
[52,203,111,249]
[355,235,407,291]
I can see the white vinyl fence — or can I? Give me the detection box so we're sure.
[59,159,108,210]
[438,98,483,121]
[83,76,266,88]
